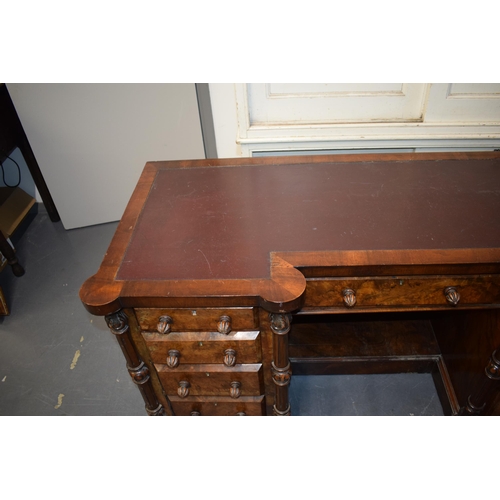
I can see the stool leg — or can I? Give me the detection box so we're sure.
[0,231,24,277]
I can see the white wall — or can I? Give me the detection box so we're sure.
[7,84,205,229]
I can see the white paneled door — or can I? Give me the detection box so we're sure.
[209,83,500,157]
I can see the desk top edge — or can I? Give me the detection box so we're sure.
[80,152,500,315]
[144,151,500,170]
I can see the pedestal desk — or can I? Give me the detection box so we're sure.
[80,152,500,416]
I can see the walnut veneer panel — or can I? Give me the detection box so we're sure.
[169,395,266,416]
[304,275,500,309]
[135,307,257,332]
[142,330,262,365]
[156,363,263,397]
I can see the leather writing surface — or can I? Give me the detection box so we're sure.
[116,159,500,281]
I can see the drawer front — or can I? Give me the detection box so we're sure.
[142,330,261,365]
[305,275,500,309]
[169,395,266,416]
[156,363,263,398]
[135,307,257,333]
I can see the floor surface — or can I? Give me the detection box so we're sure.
[0,208,443,416]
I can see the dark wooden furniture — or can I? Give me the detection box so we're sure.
[0,186,36,278]
[0,83,59,313]
[0,83,59,222]
[80,152,500,416]
[0,217,25,278]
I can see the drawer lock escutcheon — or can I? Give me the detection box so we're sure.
[444,286,460,306]
[157,315,173,334]
[218,315,232,334]
[342,288,357,308]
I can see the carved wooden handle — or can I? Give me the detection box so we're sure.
[230,381,241,399]
[342,288,357,308]
[166,349,180,368]
[223,349,236,367]
[218,315,232,334]
[177,380,190,398]
[157,315,173,334]
[444,286,460,306]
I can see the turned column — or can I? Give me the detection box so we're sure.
[464,348,500,415]
[270,313,292,416]
[105,310,164,416]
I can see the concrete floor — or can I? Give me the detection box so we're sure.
[0,208,145,415]
[0,207,443,416]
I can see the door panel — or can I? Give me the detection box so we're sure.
[425,83,500,122]
[248,83,428,124]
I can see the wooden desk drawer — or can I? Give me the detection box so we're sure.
[142,330,261,365]
[156,363,263,398]
[304,275,500,309]
[169,395,266,416]
[135,307,257,333]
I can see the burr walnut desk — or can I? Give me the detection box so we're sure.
[80,152,500,416]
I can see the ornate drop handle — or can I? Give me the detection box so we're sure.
[223,349,236,367]
[177,380,190,398]
[190,411,201,416]
[230,381,241,399]
[444,286,460,306]
[166,349,180,368]
[342,288,357,308]
[218,315,232,334]
[157,315,173,334]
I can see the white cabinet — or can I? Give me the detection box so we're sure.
[8,84,205,229]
